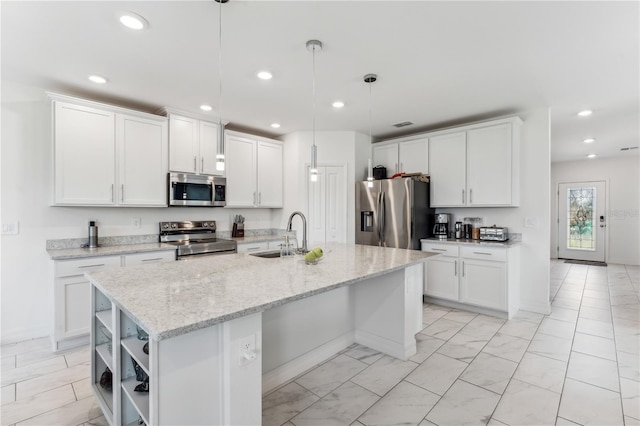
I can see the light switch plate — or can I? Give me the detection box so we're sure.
[2,221,19,235]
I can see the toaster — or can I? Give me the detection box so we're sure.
[479,226,508,241]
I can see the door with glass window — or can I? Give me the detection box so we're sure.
[558,181,606,262]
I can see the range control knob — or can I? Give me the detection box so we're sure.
[162,223,170,229]
[171,223,177,229]
[203,222,209,227]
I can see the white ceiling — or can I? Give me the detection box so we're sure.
[2,1,638,163]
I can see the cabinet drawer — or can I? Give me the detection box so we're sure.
[460,246,507,262]
[55,256,121,278]
[237,241,269,253]
[421,243,459,257]
[123,250,176,266]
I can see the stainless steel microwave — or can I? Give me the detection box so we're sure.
[168,173,226,207]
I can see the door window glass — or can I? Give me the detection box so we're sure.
[566,187,596,250]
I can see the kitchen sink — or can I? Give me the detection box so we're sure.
[249,250,281,258]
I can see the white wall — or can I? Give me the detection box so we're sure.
[0,81,278,343]
[437,108,552,314]
[551,156,640,265]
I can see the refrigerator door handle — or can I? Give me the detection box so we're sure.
[376,192,383,243]
[380,192,386,245]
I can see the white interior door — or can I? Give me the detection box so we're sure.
[307,165,346,244]
[558,181,606,262]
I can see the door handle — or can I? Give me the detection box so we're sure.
[194,156,197,172]
[462,261,465,277]
[111,184,114,202]
[600,224,606,228]
[454,260,457,277]
[201,158,204,172]
[470,188,473,204]
[121,184,124,202]
[462,189,465,204]
[258,192,261,205]
[380,192,386,244]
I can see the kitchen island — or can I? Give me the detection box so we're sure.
[86,243,435,425]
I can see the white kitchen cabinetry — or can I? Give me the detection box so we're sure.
[428,117,522,207]
[422,241,520,318]
[373,136,429,176]
[53,256,121,351]
[225,131,283,208]
[50,94,168,207]
[166,112,222,176]
[53,250,175,351]
[237,241,269,253]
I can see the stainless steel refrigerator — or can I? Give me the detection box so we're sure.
[356,177,435,249]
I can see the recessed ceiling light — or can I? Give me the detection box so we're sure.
[583,138,596,144]
[257,71,273,80]
[270,123,281,129]
[586,153,597,158]
[332,101,345,108]
[119,12,148,30]
[577,110,593,117]
[200,104,213,112]
[88,74,108,84]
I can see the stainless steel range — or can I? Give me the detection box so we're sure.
[159,221,237,258]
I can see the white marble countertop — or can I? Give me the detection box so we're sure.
[86,243,436,341]
[421,237,520,248]
[47,243,176,260]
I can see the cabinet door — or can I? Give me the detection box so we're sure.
[199,121,222,176]
[399,137,428,174]
[118,114,168,206]
[372,144,399,176]
[237,241,269,253]
[467,123,512,206]
[425,256,459,300]
[460,258,507,310]
[226,135,257,207]
[169,115,198,173]
[429,132,467,207]
[256,141,283,207]
[54,102,116,205]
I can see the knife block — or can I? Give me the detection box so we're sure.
[232,223,244,237]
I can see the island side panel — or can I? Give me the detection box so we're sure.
[262,286,354,394]
[354,265,423,360]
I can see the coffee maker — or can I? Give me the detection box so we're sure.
[433,213,451,239]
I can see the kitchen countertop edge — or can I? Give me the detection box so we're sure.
[421,237,521,247]
[47,243,177,260]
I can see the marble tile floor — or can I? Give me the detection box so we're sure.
[1,262,638,425]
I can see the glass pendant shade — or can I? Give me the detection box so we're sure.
[310,144,318,182]
[216,126,225,171]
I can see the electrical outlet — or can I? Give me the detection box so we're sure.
[238,334,257,365]
[131,217,141,229]
[2,221,19,235]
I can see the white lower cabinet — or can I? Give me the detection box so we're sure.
[52,250,175,351]
[237,241,269,253]
[422,241,519,318]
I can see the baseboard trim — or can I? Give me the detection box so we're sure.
[262,331,355,395]
[53,334,90,353]
[354,329,414,361]
[1,325,50,346]
[423,297,508,320]
[607,258,640,266]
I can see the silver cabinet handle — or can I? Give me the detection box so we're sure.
[462,261,465,277]
[472,251,492,256]
[253,192,257,205]
[470,188,473,204]
[462,189,465,204]
[395,163,398,174]
[431,248,446,252]
[201,158,204,172]
[121,184,124,202]
[246,246,261,251]
[454,260,457,277]
[194,156,197,172]
[111,184,114,202]
[79,264,106,269]
[141,258,163,262]
[258,192,261,205]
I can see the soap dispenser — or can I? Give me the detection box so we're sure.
[88,221,98,248]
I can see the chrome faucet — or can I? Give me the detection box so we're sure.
[286,211,308,254]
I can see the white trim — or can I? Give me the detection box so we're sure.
[261,330,354,395]
[354,329,415,361]
[1,325,50,346]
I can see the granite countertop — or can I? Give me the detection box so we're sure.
[421,237,521,247]
[86,243,436,341]
[48,243,176,260]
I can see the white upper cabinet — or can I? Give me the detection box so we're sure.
[429,132,467,207]
[373,136,429,176]
[51,94,168,207]
[117,114,168,206]
[167,112,222,176]
[54,102,116,205]
[429,117,521,207]
[225,131,283,208]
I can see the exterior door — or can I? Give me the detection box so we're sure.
[558,181,606,262]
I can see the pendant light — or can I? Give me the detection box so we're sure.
[307,39,322,182]
[215,0,228,171]
[365,73,377,187]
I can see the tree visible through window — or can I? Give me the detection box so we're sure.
[567,187,596,250]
